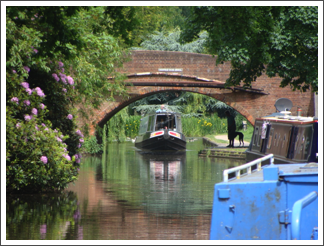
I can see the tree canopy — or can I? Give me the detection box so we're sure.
[181,6,318,93]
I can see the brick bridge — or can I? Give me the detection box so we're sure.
[78,50,316,136]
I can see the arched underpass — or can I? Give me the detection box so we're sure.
[76,50,316,136]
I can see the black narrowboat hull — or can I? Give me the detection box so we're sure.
[135,129,186,151]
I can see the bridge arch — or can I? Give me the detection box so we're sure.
[76,50,315,136]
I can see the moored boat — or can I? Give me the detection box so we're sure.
[134,110,186,151]
[210,154,318,240]
[246,98,318,164]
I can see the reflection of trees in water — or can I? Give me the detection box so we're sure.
[6,191,83,240]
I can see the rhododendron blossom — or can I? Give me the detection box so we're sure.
[67,76,74,85]
[11,97,19,104]
[23,66,30,73]
[26,88,32,95]
[31,108,38,115]
[34,87,45,97]
[21,82,29,88]
[24,115,32,121]
[40,156,48,164]
[24,100,30,106]
[52,73,60,82]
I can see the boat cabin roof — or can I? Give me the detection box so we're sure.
[256,112,317,125]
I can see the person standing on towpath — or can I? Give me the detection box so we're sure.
[225,110,236,147]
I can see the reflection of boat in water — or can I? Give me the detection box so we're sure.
[150,160,181,181]
[135,111,186,151]
[246,98,318,164]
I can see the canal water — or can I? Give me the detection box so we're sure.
[6,138,245,240]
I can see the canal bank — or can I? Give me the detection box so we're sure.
[199,134,249,159]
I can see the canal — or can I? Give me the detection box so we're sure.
[6,139,245,240]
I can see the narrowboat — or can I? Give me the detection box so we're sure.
[210,154,318,240]
[246,98,318,164]
[134,110,186,151]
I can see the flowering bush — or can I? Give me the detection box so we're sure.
[6,63,83,192]
[6,13,84,192]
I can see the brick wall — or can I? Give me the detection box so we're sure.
[77,50,315,136]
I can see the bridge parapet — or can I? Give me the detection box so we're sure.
[76,50,315,136]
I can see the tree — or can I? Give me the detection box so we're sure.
[5,6,135,192]
[132,28,208,53]
[181,6,318,92]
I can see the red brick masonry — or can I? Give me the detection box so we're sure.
[76,50,315,136]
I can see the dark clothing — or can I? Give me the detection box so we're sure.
[227,115,236,140]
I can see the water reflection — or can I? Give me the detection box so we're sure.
[6,139,245,240]
[6,192,82,240]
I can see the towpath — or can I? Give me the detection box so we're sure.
[214,134,250,147]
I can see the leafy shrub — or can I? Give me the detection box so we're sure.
[6,14,83,193]
[82,136,103,155]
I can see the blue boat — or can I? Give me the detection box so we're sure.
[210,154,318,240]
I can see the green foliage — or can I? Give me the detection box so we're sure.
[82,136,103,155]
[65,6,130,108]
[182,114,228,137]
[132,28,208,53]
[6,8,85,193]
[130,6,189,46]
[181,6,318,92]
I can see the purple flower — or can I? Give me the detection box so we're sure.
[41,123,46,127]
[77,143,81,148]
[16,123,21,128]
[12,70,16,73]
[31,108,38,115]
[54,129,58,133]
[76,159,81,164]
[74,154,79,159]
[63,148,67,152]
[60,134,64,138]
[67,114,73,120]
[44,128,49,131]
[24,100,30,106]
[34,87,45,97]
[62,88,67,93]
[39,103,45,110]
[58,61,64,68]
[67,76,74,85]
[63,154,71,161]
[61,68,64,73]
[24,115,32,121]
[59,73,67,84]
[33,49,38,53]
[11,97,19,104]
[35,125,39,130]
[26,88,32,95]
[73,86,75,89]
[79,138,84,143]
[52,73,60,82]
[76,130,84,137]
[21,82,29,88]
[23,66,30,73]
[56,137,62,142]
[40,156,48,164]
